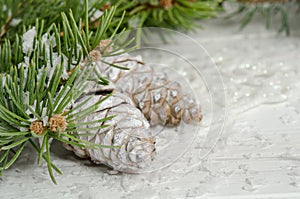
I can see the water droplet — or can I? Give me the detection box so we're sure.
[171,90,178,97]
[154,93,161,102]
[174,106,181,113]
[139,102,144,109]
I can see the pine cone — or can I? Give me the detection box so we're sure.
[95,54,202,126]
[65,84,156,172]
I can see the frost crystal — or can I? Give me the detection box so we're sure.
[22,28,37,54]
[9,18,22,26]
[91,10,103,21]
[2,75,6,86]
[171,90,178,97]
[23,91,30,105]
[2,5,7,11]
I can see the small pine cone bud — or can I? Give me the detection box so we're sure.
[101,3,111,10]
[159,0,173,8]
[78,49,102,67]
[96,54,202,126]
[76,40,112,70]
[96,40,112,55]
[30,120,45,135]
[88,50,101,62]
[49,114,67,133]
[66,87,156,172]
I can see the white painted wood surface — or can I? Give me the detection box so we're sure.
[1,14,300,199]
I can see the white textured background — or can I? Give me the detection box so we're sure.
[1,12,300,199]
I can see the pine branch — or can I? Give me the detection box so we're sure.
[0,0,130,184]
[0,0,111,42]
[225,0,299,35]
[0,61,114,183]
[103,0,220,45]
[109,0,219,31]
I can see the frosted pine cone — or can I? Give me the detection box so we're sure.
[95,54,202,126]
[65,84,156,172]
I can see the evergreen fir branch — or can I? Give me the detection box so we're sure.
[0,5,134,73]
[225,0,297,35]
[0,0,131,183]
[109,0,219,32]
[0,61,118,183]
[0,0,110,42]
[0,63,93,182]
[96,0,220,45]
